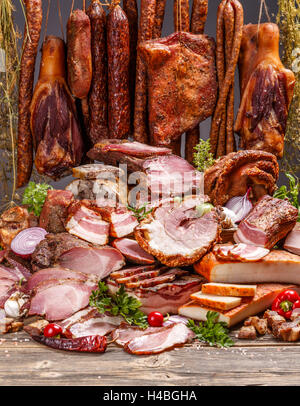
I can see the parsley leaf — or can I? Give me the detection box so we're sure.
[273,173,300,221]
[22,181,53,216]
[89,282,148,329]
[127,203,153,222]
[193,139,215,172]
[187,311,234,348]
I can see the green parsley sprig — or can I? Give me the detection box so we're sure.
[187,311,234,348]
[89,281,148,329]
[127,203,153,222]
[273,173,300,222]
[22,181,53,216]
[193,139,215,172]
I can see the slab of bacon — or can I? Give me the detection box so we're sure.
[108,270,203,315]
[111,238,155,264]
[58,246,125,279]
[213,244,269,262]
[234,195,298,249]
[66,201,110,245]
[135,196,220,267]
[96,207,139,238]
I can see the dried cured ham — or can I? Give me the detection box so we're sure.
[30,36,84,179]
[234,195,298,249]
[58,247,125,279]
[135,196,220,267]
[111,238,155,264]
[234,23,295,158]
[138,32,217,145]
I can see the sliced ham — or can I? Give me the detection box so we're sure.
[25,267,88,292]
[124,268,188,289]
[123,322,195,355]
[28,279,97,321]
[0,265,20,282]
[284,224,300,256]
[112,238,155,264]
[115,268,164,285]
[58,247,125,279]
[194,250,300,284]
[213,244,270,262]
[234,195,298,249]
[66,204,110,245]
[4,257,32,280]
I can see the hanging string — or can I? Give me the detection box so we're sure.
[57,0,64,41]
[43,0,51,43]
[83,0,86,12]
[258,0,271,32]
[70,0,75,16]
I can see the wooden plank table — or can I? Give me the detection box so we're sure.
[1,328,300,386]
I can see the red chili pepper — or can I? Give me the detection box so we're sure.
[148,311,164,327]
[32,334,107,353]
[272,289,300,319]
[43,323,63,338]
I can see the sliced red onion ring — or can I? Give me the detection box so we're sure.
[11,227,48,258]
[224,188,253,223]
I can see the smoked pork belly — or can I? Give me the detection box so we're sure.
[194,250,300,284]
[234,195,298,249]
[96,207,139,238]
[111,238,155,264]
[58,246,125,279]
[107,274,203,315]
[213,243,269,262]
[179,283,299,327]
[66,202,110,245]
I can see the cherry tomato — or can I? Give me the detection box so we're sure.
[43,323,62,338]
[147,311,164,327]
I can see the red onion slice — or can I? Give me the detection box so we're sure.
[11,227,48,258]
[225,188,253,223]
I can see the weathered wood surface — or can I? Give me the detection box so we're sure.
[1,330,300,386]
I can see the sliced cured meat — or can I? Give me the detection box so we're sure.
[25,267,88,292]
[194,250,300,284]
[110,265,156,280]
[72,164,123,180]
[58,247,125,279]
[66,203,110,245]
[124,268,188,289]
[234,195,298,249]
[123,322,195,355]
[39,190,74,234]
[284,224,300,256]
[111,238,155,264]
[213,244,270,262]
[31,233,91,272]
[107,274,203,315]
[59,307,123,338]
[115,268,163,285]
[135,196,220,267]
[0,266,21,282]
[28,279,97,321]
[89,140,172,158]
[4,257,32,281]
[97,207,138,238]
[87,142,204,199]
